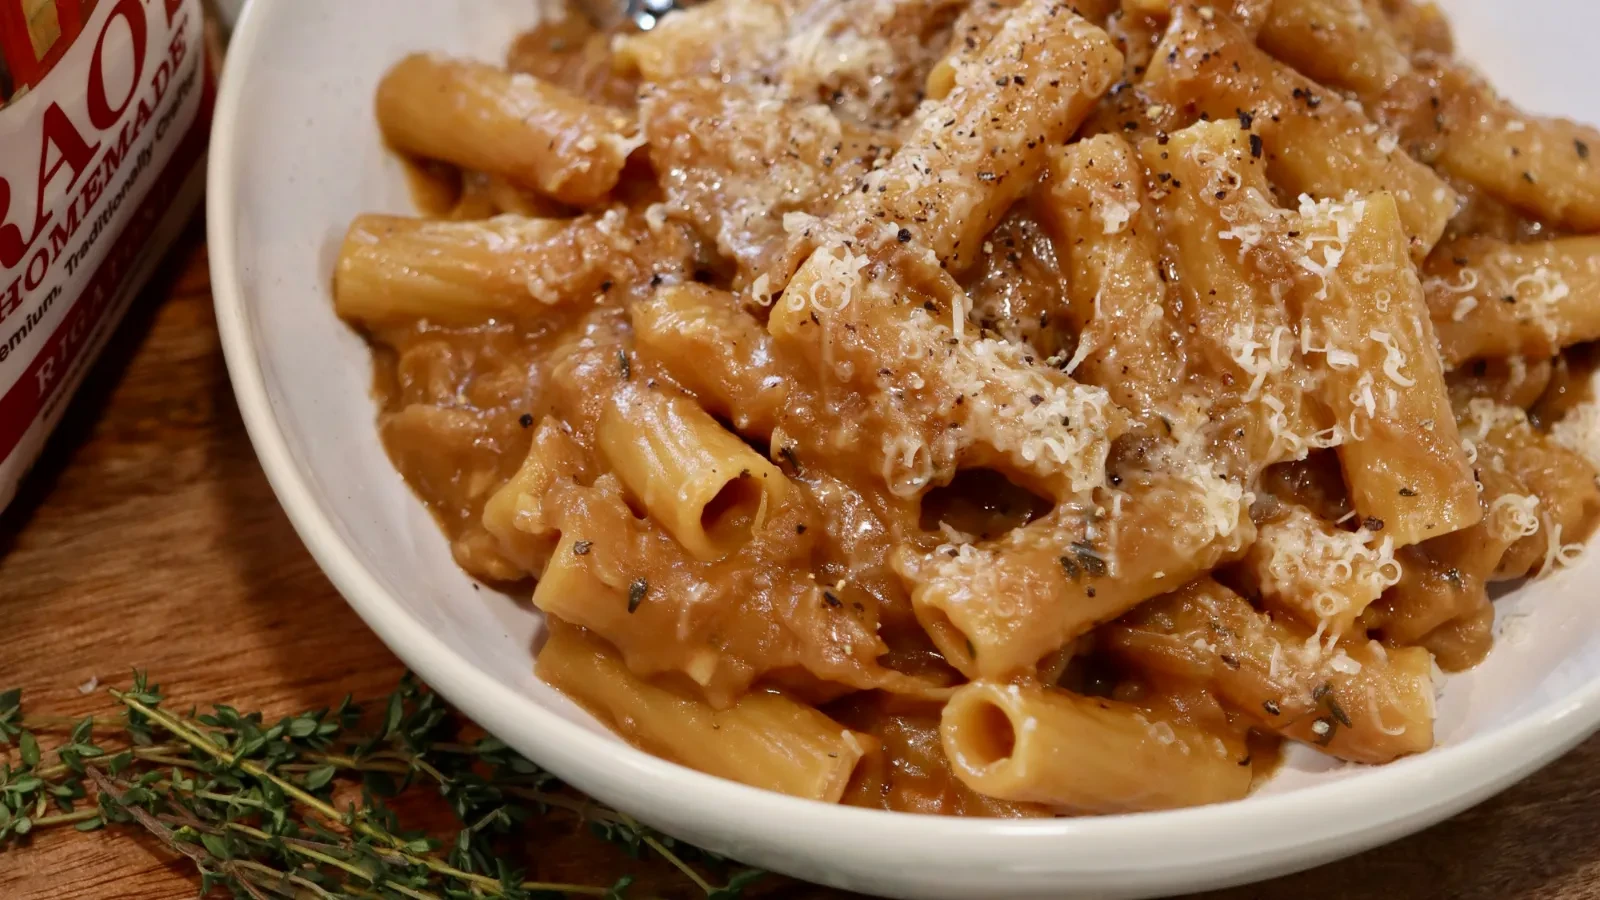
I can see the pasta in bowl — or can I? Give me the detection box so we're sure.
[209,0,1600,894]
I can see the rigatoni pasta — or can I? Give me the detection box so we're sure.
[1292,191,1479,547]
[376,53,639,206]
[1035,134,1182,436]
[539,622,870,803]
[335,0,1600,817]
[1104,579,1436,764]
[334,212,699,327]
[1425,236,1600,367]
[940,680,1251,812]
[597,383,789,561]
[1141,4,1459,256]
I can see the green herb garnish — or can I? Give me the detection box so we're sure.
[0,673,762,898]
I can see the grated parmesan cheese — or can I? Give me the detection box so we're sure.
[1540,519,1588,577]
[1295,193,1367,302]
[946,332,1116,493]
[1488,493,1542,542]
[885,308,1116,496]
[1255,506,1402,638]
[1551,401,1600,472]
[796,244,868,314]
[1326,649,1363,675]
[1300,320,1360,369]
[1458,398,1528,444]
[1367,329,1417,387]
[1227,322,1295,400]
[1498,613,1533,647]
[1507,264,1572,343]
[1425,267,1481,297]
[1350,371,1378,419]
[1062,333,1095,375]
[1096,196,1138,235]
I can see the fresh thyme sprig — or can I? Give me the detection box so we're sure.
[0,673,765,899]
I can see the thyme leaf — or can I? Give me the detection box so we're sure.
[0,672,765,899]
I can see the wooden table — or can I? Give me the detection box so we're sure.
[2,222,1598,899]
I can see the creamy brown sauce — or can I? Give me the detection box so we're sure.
[347,0,1600,815]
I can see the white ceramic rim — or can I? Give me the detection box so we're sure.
[205,0,1600,891]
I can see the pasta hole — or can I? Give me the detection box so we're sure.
[919,469,1052,539]
[712,413,769,456]
[1057,651,1120,697]
[963,700,1018,768]
[701,474,764,547]
[1258,452,1351,523]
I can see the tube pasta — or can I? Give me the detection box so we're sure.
[1248,3,1597,229]
[336,215,566,327]
[769,260,1126,503]
[1238,501,1397,637]
[1119,0,1274,35]
[629,284,793,435]
[1361,498,1514,658]
[1142,5,1458,256]
[597,383,790,562]
[1139,120,1327,476]
[334,213,689,327]
[539,622,869,803]
[1382,0,1453,57]
[897,470,1255,680]
[1417,593,1495,674]
[612,0,787,83]
[807,0,1122,277]
[1105,579,1435,764]
[1035,134,1181,435]
[941,681,1251,812]
[1428,65,1600,233]
[376,53,638,206]
[636,77,889,292]
[924,0,1021,100]
[1458,399,1600,580]
[1258,0,1412,99]
[1293,192,1479,548]
[1425,236,1600,368]
[835,695,1051,816]
[481,418,592,575]
[527,441,909,708]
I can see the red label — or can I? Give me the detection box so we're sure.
[0,55,209,463]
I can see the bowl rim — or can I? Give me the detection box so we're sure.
[205,0,1600,883]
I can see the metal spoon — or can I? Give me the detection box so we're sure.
[578,0,694,32]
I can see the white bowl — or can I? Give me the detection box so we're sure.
[206,2,1600,897]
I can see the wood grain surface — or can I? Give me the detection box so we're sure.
[1,223,1598,899]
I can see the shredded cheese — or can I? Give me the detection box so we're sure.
[1227,322,1295,400]
[1488,493,1542,542]
[1459,398,1528,444]
[799,244,868,314]
[1096,196,1138,235]
[1499,613,1533,647]
[1507,264,1572,343]
[1540,519,1588,577]
[1255,507,1401,639]
[1294,194,1367,302]
[1551,401,1600,471]
[1367,329,1417,387]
